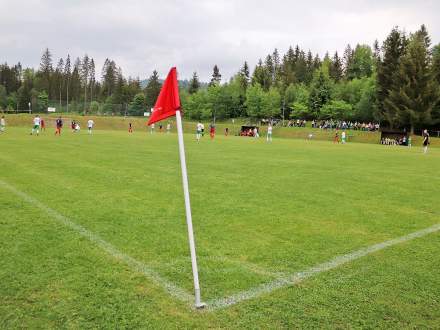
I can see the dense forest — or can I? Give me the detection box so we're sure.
[1,25,439,132]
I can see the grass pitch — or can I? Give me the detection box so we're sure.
[1,127,439,328]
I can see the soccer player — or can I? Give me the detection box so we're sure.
[408,135,412,148]
[75,122,81,132]
[422,129,430,154]
[266,124,273,142]
[150,123,155,134]
[196,122,203,142]
[209,123,215,139]
[40,118,45,131]
[128,122,133,133]
[253,127,259,138]
[224,127,229,136]
[341,131,346,144]
[87,119,95,134]
[55,117,63,136]
[0,116,5,133]
[30,115,41,135]
[166,122,171,134]
[334,131,339,143]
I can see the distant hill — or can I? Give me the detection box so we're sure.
[140,79,208,90]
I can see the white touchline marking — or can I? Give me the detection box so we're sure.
[0,179,193,305]
[206,223,440,311]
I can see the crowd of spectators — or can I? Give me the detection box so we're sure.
[260,118,380,131]
[287,119,307,127]
[310,120,380,131]
[381,136,411,146]
[240,127,259,137]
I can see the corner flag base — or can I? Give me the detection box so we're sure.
[195,302,206,309]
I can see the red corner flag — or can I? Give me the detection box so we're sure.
[148,67,181,125]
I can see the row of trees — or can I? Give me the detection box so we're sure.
[1,25,439,131]
[182,25,440,132]
[0,49,162,115]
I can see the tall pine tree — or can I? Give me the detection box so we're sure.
[144,70,162,107]
[238,61,250,91]
[89,59,95,103]
[38,48,53,97]
[386,26,440,132]
[209,65,221,86]
[377,27,407,127]
[55,58,64,108]
[188,72,200,94]
[343,44,354,80]
[81,54,89,107]
[64,55,71,103]
[330,51,343,82]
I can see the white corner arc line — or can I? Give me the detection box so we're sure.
[0,179,193,304]
[207,223,440,311]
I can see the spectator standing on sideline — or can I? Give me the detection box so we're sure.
[225,127,229,136]
[166,122,171,134]
[150,123,155,134]
[55,117,63,135]
[0,116,5,133]
[30,115,41,136]
[87,119,95,134]
[422,130,430,154]
[408,135,412,148]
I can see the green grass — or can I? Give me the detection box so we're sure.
[5,113,440,147]
[0,127,439,328]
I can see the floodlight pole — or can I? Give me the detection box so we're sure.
[175,110,205,309]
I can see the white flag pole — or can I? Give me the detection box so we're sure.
[175,110,205,309]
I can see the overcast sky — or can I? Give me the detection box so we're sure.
[0,0,439,82]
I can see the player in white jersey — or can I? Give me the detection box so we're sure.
[253,127,259,138]
[31,115,41,135]
[341,131,346,144]
[196,122,203,141]
[0,116,5,133]
[266,124,273,142]
[166,123,171,134]
[87,119,95,134]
